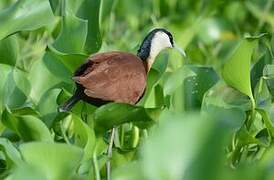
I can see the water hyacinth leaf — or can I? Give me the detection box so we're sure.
[42,52,72,83]
[112,162,145,180]
[257,109,274,138]
[3,68,31,109]
[100,0,117,22]
[7,163,47,180]
[251,48,272,90]
[0,64,12,111]
[48,46,88,73]
[202,81,251,112]
[11,106,40,117]
[28,58,60,104]
[93,103,160,133]
[163,66,195,95]
[254,78,271,110]
[38,89,61,127]
[264,65,274,78]
[70,114,96,161]
[52,15,88,54]
[184,66,219,110]
[1,109,53,142]
[0,138,23,167]
[76,0,102,53]
[222,37,259,104]
[19,142,83,180]
[67,0,85,15]
[0,35,18,66]
[142,110,229,180]
[263,64,274,96]
[0,0,55,40]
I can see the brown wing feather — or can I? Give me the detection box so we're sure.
[73,52,147,104]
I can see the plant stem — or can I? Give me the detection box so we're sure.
[93,147,101,180]
[106,128,115,180]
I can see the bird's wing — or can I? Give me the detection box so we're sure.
[73,52,147,104]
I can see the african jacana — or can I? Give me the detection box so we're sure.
[59,28,185,112]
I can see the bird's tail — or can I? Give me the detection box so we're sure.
[58,94,80,112]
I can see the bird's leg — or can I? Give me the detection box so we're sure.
[106,127,115,180]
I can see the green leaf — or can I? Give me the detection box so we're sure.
[48,46,88,73]
[0,64,12,111]
[52,14,88,54]
[3,68,31,109]
[183,66,219,111]
[37,88,61,127]
[0,35,18,66]
[93,103,160,133]
[263,64,274,97]
[2,109,53,142]
[112,162,145,180]
[76,0,102,53]
[71,114,96,161]
[163,66,195,95]
[142,110,230,180]
[19,142,83,180]
[0,0,55,40]
[0,138,23,167]
[28,54,63,103]
[254,78,272,110]
[202,81,252,111]
[222,37,258,105]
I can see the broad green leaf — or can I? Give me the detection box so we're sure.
[163,66,195,95]
[112,162,145,180]
[202,81,251,112]
[0,0,55,40]
[7,163,47,180]
[264,64,274,79]
[142,110,229,180]
[48,46,88,73]
[3,68,31,109]
[254,78,271,110]
[93,103,161,133]
[0,138,23,167]
[263,64,274,96]
[38,88,61,127]
[28,54,65,103]
[167,66,218,112]
[19,142,83,180]
[222,37,258,105]
[52,15,88,54]
[257,109,274,138]
[0,35,18,66]
[2,109,53,142]
[251,48,272,90]
[70,114,96,161]
[0,64,12,111]
[76,0,102,53]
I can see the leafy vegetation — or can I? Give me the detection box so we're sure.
[0,0,274,179]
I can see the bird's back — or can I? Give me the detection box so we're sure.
[73,51,147,105]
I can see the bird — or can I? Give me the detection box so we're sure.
[58,28,186,112]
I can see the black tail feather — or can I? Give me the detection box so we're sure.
[58,95,80,112]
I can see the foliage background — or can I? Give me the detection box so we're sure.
[0,0,273,179]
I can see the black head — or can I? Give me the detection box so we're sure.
[137,28,174,61]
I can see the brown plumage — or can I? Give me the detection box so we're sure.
[74,52,147,104]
